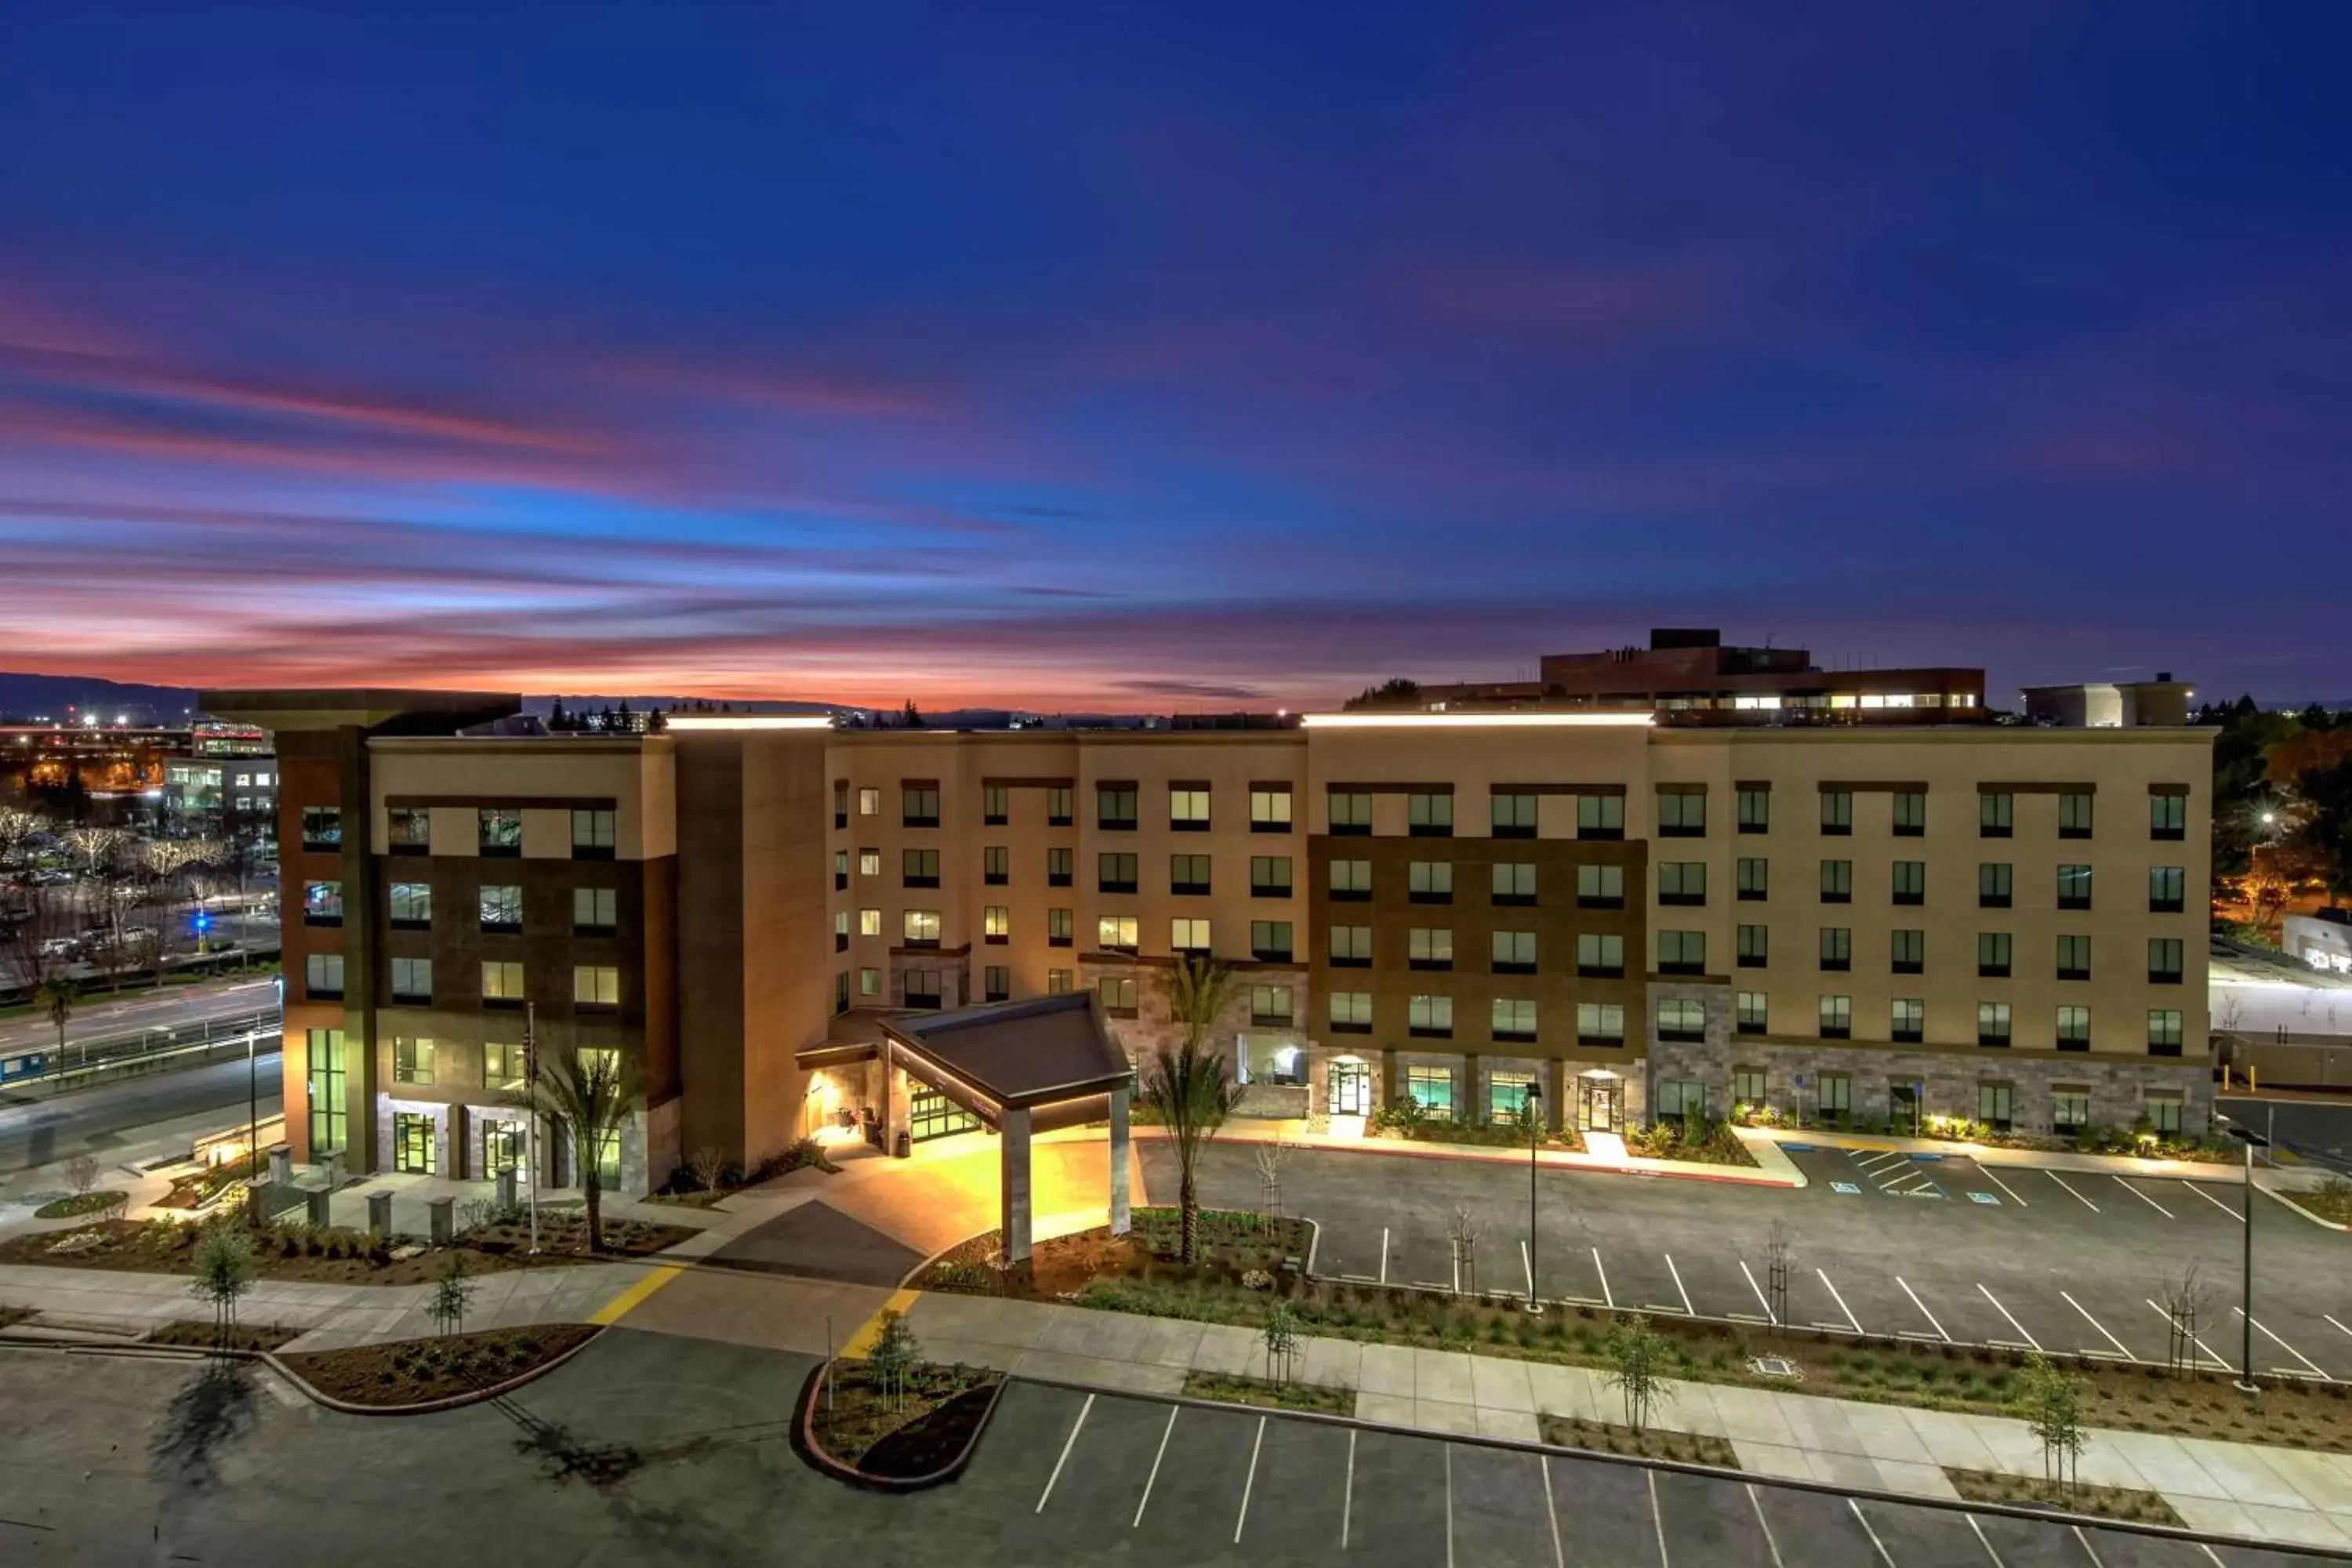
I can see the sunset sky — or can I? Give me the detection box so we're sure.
[2,3,2346,712]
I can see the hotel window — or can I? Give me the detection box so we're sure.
[1576,793,1624,840]
[1250,984,1294,1025]
[833,848,849,890]
[1408,994,1454,1037]
[1409,927,1454,970]
[1329,991,1373,1033]
[1329,925,1372,967]
[902,786,940,828]
[1736,924,1767,968]
[1407,860,1453,903]
[1406,791,1453,837]
[388,808,430,854]
[1819,927,1852,972]
[1980,792,2013,838]
[859,848,881,877]
[903,969,942,1009]
[1491,793,1537,839]
[1570,1000,1620,1046]
[1737,787,1769,834]
[1891,860,1926,906]
[2148,937,2184,984]
[834,910,850,951]
[2149,866,2184,913]
[394,1112,437,1174]
[390,956,433,1005]
[1491,930,1535,975]
[902,909,942,946]
[1657,930,1705,975]
[2056,1005,2091,1051]
[1170,854,1210,895]
[984,845,1009,886]
[394,1036,436,1086]
[1978,931,2013,978]
[1892,997,1925,1044]
[1820,790,1852,837]
[565,966,616,1008]
[1047,907,1073,947]
[301,806,341,851]
[1098,852,1138,893]
[1817,993,1851,1040]
[1819,858,1852,903]
[1330,858,1372,900]
[858,787,880,817]
[1655,1079,1704,1120]
[1494,997,1538,1042]
[833,782,848,827]
[1735,857,1767,901]
[1657,997,1706,1043]
[1893,791,1926,837]
[859,967,882,997]
[1250,920,1293,961]
[479,884,523,932]
[2148,1008,2184,1056]
[1405,1065,1454,1112]
[984,906,1010,944]
[2147,1088,2184,1134]
[303,880,343,926]
[1736,991,1768,1035]
[1978,1081,2014,1131]
[1098,915,1138,953]
[305,953,345,1000]
[1170,786,1210,831]
[1046,968,1073,995]
[2057,863,2092,910]
[1046,786,1074,826]
[1977,1001,2013,1047]
[1978,862,2012,909]
[1098,786,1138,830]
[571,808,615,858]
[982,785,1009,826]
[479,808,522,857]
[858,907,881,938]
[389,881,432,928]
[1328,790,1373,835]
[1250,786,1293,833]
[1171,917,1211,955]
[1657,787,1704,837]
[1816,1072,1852,1124]
[1577,932,1624,977]
[984,964,1010,1003]
[1891,927,1924,975]
[1658,862,1705,906]
[2057,934,2091,982]
[1494,862,1539,906]
[481,960,524,1005]
[2150,793,2187,840]
[1250,855,1292,897]
[1046,847,1073,887]
[2059,792,2094,840]
[1733,1064,1767,1104]
[484,1040,525,1091]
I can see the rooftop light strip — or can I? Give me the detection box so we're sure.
[659,715,837,731]
[1300,711,1654,729]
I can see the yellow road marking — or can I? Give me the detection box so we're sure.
[590,1263,685,1326]
[843,1287,920,1356]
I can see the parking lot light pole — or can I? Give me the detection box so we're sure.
[2223,1117,2270,1395]
[1525,1083,1544,1314]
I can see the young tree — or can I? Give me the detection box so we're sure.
[1261,1300,1300,1386]
[864,1309,920,1412]
[2023,1352,2087,1500]
[430,1250,477,1338]
[64,1152,100,1199]
[1604,1313,1671,1433]
[1447,1206,1482,1296]
[190,1225,258,1349]
[511,1046,641,1253]
[1140,956,1245,1265]
[1252,1139,1287,1220]
[688,1144,730,1194]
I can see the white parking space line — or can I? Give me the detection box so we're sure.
[1233,1415,1265,1543]
[1649,1468,1668,1568]
[1968,1514,2009,1566]
[1445,1443,1455,1568]
[1980,1169,2029,1208]
[2045,1172,2100,1212]
[2072,1523,2107,1566]
[1747,1483,1786,1568]
[1817,1269,1864,1334]
[2112,1178,2172,1218]
[1897,1276,1951,1341]
[1977,1283,2042,1352]
[1342,1428,1356,1550]
[2060,1291,2132,1359]
[2183,1181,2243,1222]
[2195,1544,2225,1567]
[1522,1240,1535,1301]
[1849,1499,1897,1567]
[2233,1308,2332,1380]
[2141,1299,2227,1370]
[1542,1454,1564,1568]
[2328,1314,2352,1341]
[1134,1406,1178,1527]
[1380,1226,1391,1287]
[1664,1254,1694,1316]
[1740,1260,1777,1324]
[1036,1393,1093,1512]
[1593,1247,1614,1310]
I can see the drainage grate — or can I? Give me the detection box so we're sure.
[1750,1356,1802,1379]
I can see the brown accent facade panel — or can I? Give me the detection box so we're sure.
[1977,782,2096,794]
[2149,782,2192,797]
[1816,781,1929,793]
[1247,779,1298,792]
[982,776,1076,789]
[1094,779,1138,791]
[1166,779,1214,791]
[898,778,941,789]
[1734,780,1773,793]
[384,795,616,810]
[1483,782,1629,797]
[1657,782,1708,795]
[1326,782,1456,795]
[891,942,974,959]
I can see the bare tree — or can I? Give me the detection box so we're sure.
[60,826,130,878]
[1252,1140,1288,1220]
[0,805,46,867]
[2160,1263,2212,1377]
[1447,1206,1482,1296]
[1764,1221,1794,1334]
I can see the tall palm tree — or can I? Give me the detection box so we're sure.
[1142,956,1244,1265]
[38,975,78,1066]
[510,1046,641,1252]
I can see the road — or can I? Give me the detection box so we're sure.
[0,1045,281,1174]
[0,975,278,1055]
[2223,1094,2352,1176]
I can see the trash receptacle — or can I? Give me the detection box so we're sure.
[894,1130,911,1160]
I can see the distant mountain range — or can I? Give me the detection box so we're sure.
[0,672,200,724]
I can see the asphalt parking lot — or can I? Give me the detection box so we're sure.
[1149,1143,2352,1384]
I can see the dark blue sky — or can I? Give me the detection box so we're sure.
[2,2,2344,709]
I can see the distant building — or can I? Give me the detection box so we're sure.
[2020,677,2196,730]
[2284,911,2352,978]
[162,727,278,848]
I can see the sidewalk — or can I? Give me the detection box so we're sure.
[1744,1123,2332,1187]
[1194,1116,1806,1188]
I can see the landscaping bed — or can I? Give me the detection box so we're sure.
[917,1207,1312,1301]
[1181,1370,1354,1415]
[1733,1108,2233,1163]
[1622,1117,1756,1167]
[152,1152,264,1211]
[1944,1467,2184,1527]
[808,1359,1002,1475]
[2291,1176,2352,1225]
[651,1138,840,1207]
[1538,1413,1738,1467]
[32,1191,127,1221]
[280,1323,598,1406]
[147,1319,303,1352]
[0,1212,698,1285]
[1367,1105,1586,1154]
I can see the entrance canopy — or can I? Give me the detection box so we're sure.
[879,993,1136,1134]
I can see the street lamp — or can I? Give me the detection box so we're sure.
[1524,1082,1544,1315]
[2221,1116,2271,1395]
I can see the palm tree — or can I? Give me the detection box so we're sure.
[510,1046,641,1252]
[1142,955,1244,1265]
[38,975,78,1066]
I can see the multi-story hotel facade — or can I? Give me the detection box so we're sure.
[205,690,2216,1196]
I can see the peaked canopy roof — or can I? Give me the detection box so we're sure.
[879,992,1134,1112]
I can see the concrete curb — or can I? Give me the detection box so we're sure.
[794,1358,1008,1492]
[2258,1181,2352,1233]
[1136,1123,1797,1189]
[1748,1125,2252,1185]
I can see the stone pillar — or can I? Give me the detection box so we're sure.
[1109,1086,1131,1236]
[495,1167,517,1212]
[1379,1048,1399,1107]
[306,1188,333,1228]
[1000,1107,1033,1265]
[325,1152,345,1188]
[1463,1053,1483,1123]
[269,1147,292,1185]
[428,1196,455,1247]
[366,1190,393,1236]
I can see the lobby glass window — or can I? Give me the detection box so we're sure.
[1657,788,1705,837]
[2058,864,2092,910]
[1046,787,1073,826]
[2150,866,2184,913]
[388,808,430,853]
[1405,1065,1454,1112]
[984,906,1009,943]
[2148,1009,2184,1056]
[1819,926,1852,971]
[1658,862,1706,906]
[1047,908,1073,947]
[1097,786,1138,830]
[2059,792,2094,840]
[902,786,940,828]
[1736,991,1768,1035]
[1098,852,1138,893]
[858,907,881,938]
[1250,787,1293,832]
[2056,1005,2091,1051]
[2149,937,2185,984]
[1046,847,1072,887]
[1098,915,1138,953]
[1736,857,1767,902]
[1250,855,1292,897]
[390,956,432,1004]
[1817,1073,1852,1124]
[481,960,523,1004]
[1406,791,1454,837]
[1576,1001,1624,1045]
[1979,862,2012,908]
[1891,927,1924,974]
[571,808,615,858]
[1818,993,1851,1040]
[1169,854,1210,895]
[1098,976,1138,1014]
[301,806,341,851]
[1576,794,1624,840]
[982,786,1009,826]
[902,909,942,946]
[2057,934,2091,981]
[394,1036,436,1085]
[1250,920,1293,961]
[1170,787,1210,831]
[1491,793,1537,838]
[1978,1002,2012,1047]
[1494,862,1538,906]
[1329,991,1373,1032]
[1577,932,1624,977]
[1329,924,1372,966]
[2151,793,2187,840]
[1819,858,1852,903]
[1893,792,1926,837]
[1820,790,1853,836]
[858,848,881,877]
[1409,927,1454,970]
[390,881,432,927]
[1657,930,1705,975]
[1494,997,1538,1041]
[1250,984,1294,1025]
[1892,861,1925,906]
[1407,860,1454,902]
[1737,787,1769,834]
[1491,930,1536,974]
[858,788,880,817]
[479,808,522,856]
[1657,998,1706,1042]
[305,953,344,1000]
[1171,917,1211,955]
[1737,924,1767,968]
[1732,1064,1767,1104]
[303,880,343,925]
[1330,859,1371,900]
[859,967,882,997]
[1978,931,2013,978]
[1408,994,1454,1037]
[1489,1070,1537,1124]
[1978,1081,2014,1131]
[1328,790,1373,835]
[984,965,1010,1003]
[572,965,619,1008]
[485,1040,524,1092]
[479,884,523,931]
[1046,968,1073,995]
[2147,1091,2183,1134]
[2053,1087,2090,1132]
[1656,1080,1704,1120]
[1574,863,1621,909]
[1892,997,1925,1044]
[984,845,1009,886]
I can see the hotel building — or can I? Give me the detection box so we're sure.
[204,688,2216,1195]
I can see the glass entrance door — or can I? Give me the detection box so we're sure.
[1577,1076,1622,1132]
[1328,1062,1371,1116]
[394,1112,437,1174]
[909,1087,980,1142]
[481,1120,524,1176]
[1889,1082,1921,1137]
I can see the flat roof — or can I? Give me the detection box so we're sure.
[880,993,1134,1109]
[200,688,522,732]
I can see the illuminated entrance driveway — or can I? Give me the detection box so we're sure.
[880,993,1137,1265]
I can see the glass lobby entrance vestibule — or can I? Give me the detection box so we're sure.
[1327,1062,1372,1116]
[1577,1074,1623,1132]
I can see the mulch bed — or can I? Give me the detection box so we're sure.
[1181,1370,1354,1414]
[0,1213,699,1286]
[146,1319,303,1352]
[1944,1465,2184,1526]
[31,1192,126,1220]
[809,1361,1001,1475]
[280,1323,598,1406]
[1539,1413,1738,1466]
[916,1207,1311,1302]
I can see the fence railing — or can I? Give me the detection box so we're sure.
[2,1007,282,1089]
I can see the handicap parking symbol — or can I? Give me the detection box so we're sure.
[1831,1181,1861,1195]
[1967,1191,2001,1205]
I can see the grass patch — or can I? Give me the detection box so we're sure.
[1539,1413,1738,1466]
[1944,1466,2184,1526]
[33,1191,127,1220]
[2295,1176,2352,1226]
[1181,1370,1355,1415]
[281,1323,597,1406]
[146,1319,303,1352]
[809,1359,1001,1472]
[915,1207,1311,1301]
